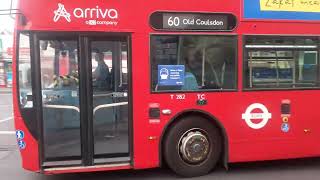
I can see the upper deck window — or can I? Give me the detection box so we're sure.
[244,36,320,89]
[150,35,237,92]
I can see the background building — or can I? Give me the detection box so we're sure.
[0,29,13,88]
[0,0,15,88]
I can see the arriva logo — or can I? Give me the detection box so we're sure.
[54,3,71,22]
[53,3,119,26]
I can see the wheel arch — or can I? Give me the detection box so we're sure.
[159,109,229,169]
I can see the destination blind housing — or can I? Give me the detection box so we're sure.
[150,12,237,31]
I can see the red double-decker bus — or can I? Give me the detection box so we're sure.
[12,0,320,177]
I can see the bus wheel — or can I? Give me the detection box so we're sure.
[164,116,222,177]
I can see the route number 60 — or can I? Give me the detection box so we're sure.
[168,16,180,27]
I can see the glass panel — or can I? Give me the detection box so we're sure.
[245,36,319,89]
[0,62,5,87]
[151,35,237,92]
[248,50,295,88]
[91,41,129,158]
[298,51,318,85]
[18,33,33,108]
[120,43,128,88]
[40,40,81,160]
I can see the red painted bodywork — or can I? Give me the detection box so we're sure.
[12,27,40,172]
[13,0,320,174]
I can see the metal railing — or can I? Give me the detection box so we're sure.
[42,101,128,116]
[43,104,80,113]
[93,102,128,115]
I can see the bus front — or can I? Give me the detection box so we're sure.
[13,0,137,174]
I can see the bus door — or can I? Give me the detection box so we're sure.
[89,38,130,164]
[38,34,130,167]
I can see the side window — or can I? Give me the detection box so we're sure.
[151,35,237,92]
[244,36,319,89]
[18,33,33,108]
[39,40,78,89]
[120,43,128,88]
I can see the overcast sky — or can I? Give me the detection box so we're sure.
[0,0,18,32]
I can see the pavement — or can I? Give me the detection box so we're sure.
[0,93,14,148]
[1,151,320,180]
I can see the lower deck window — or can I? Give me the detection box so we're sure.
[18,32,33,108]
[150,35,237,92]
[244,36,320,89]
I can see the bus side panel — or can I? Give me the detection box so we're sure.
[131,34,161,169]
[228,91,320,163]
[145,90,320,165]
[12,32,40,172]
[232,20,320,162]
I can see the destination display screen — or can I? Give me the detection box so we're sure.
[150,12,237,31]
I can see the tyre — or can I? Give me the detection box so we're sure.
[163,115,222,177]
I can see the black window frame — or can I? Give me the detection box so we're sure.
[17,31,34,108]
[149,33,238,93]
[243,35,320,91]
[16,31,39,139]
[16,31,134,168]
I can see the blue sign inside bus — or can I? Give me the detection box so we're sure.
[158,65,185,86]
[243,0,320,21]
